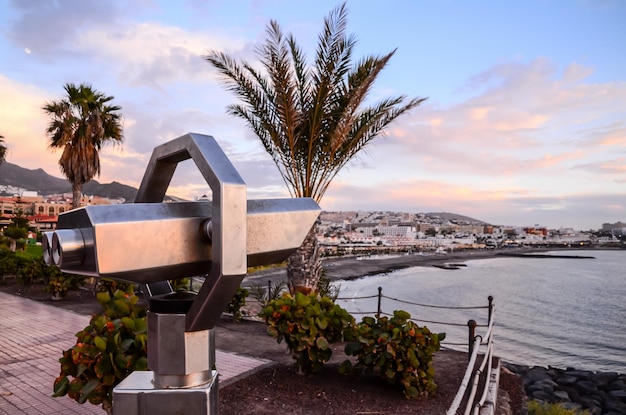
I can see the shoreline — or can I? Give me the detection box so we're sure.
[244,246,602,285]
[321,249,505,281]
[243,249,498,285]
[321,246,609,281]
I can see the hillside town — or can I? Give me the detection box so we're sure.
[0,185,125,235]
[317,211,625,255]
[1,184,624,252]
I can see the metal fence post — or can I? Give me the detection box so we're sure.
[488,295,494,324]
[467,319,477,361]
[377,286,382,319]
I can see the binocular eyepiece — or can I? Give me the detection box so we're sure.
[42,228,93,270]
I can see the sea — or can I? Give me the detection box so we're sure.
[334,249,626,374]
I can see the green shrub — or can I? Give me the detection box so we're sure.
[316,275,340,301]
[169,277,190,291]
[250,280,286,309]
[53,286,148,413]
[260,292,355,374]
[342,310,445,399]
[3,225,27,251]
[527,400,590,415]
[96,278,133,294]
[225,286,249,322]
[17,256,46,288]
[0,250,21,284]
[44,267,85,298]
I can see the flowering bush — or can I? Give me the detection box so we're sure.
[53,286,147,413]
[260,292,354,373]
[44,267,84,298]
[342,310,445,398]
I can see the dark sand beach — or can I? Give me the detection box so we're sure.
[245,246,603,286]
[321,250,504,280]
[245,248,528,286]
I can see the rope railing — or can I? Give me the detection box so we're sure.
[447,302,497,415]
[247,283,494,349]
[336,287,491,311]
[472,339,496,415]
[339,294,379,300]
[377,295,490,310]
[336,286,493,330]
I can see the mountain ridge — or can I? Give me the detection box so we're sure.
[0,162,138,202]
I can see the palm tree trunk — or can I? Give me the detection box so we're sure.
[287,225,322,294]
[72,183,82,209]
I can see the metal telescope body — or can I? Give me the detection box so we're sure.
[43,133,320,415]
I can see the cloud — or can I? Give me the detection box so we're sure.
[80,23,244,88]
[581,122,626,148]
[6,0,249,90]
[369,58,626,182]
[7,0,122,57]
[0,75,59,174]
[573,158,626,175]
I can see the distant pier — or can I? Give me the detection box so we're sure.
[495,252,595,259]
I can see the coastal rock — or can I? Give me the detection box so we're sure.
[525,366,554,384]
[592,372,619,388]
[553,390,571,401]
[608,389,626,400]
[557,375,579,386]
[504,363,626,415]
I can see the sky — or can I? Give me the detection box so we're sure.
[0,0,624,231]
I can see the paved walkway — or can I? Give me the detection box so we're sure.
[0,292,271,414]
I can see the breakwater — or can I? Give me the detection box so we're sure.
[495,252,596,259]
[504,363,626,414]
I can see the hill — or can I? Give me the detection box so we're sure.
[0,162,138,202]
[424,212,489,225]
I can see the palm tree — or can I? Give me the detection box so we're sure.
[43,83,123,209]
[206,3,426,292]
[0,135,6,165]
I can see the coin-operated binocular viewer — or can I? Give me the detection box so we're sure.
[43,133,320,415]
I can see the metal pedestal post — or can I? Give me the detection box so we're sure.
[113,370,218,415]
[113,293,218,415]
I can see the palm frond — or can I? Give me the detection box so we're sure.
[206,1,426,202]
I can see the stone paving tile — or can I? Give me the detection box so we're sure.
[0,292,270,414]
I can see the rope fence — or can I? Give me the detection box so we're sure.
[246,281,494,351]
[336,286,494,335]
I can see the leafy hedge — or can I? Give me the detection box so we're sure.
[261,292,444,398]
[260,291,354,373]
[342,310,444,398]
[53,286,148,413]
